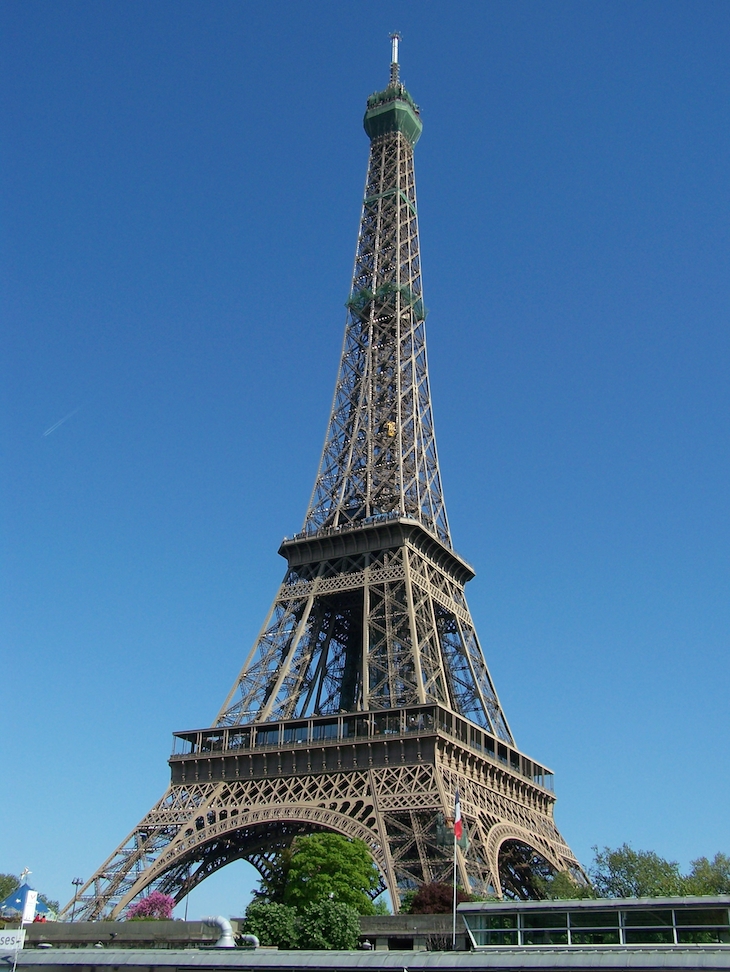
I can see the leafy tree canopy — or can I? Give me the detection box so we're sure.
[538,870,597,900]
[0,875,19,901]
[685,854,730,895]
[533,849,730,901]
[260,833,380,915]
[297,900,361,950]
[242,899,360,950]
[590,844,685,898]
[242,901,299,949]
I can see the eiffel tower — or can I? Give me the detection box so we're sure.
[62,37,582,921]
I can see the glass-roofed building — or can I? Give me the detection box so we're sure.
[460,896,730,949]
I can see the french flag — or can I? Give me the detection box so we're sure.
[454,789,463,841]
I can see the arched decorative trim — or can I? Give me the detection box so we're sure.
[110,804,386,917]
[486,823,563,898]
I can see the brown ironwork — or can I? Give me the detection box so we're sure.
[61,41,582,921]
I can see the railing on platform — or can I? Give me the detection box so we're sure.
[170,704,554,792]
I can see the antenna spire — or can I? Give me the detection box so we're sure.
[390,32,401,85]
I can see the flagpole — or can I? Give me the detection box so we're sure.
[452,789,462,950]
[452,831,457,950]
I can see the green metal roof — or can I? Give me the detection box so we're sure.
[363,83,422,146]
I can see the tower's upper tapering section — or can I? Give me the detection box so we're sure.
[303,40,450,547]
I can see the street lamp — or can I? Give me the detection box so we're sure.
[70,879,83,922]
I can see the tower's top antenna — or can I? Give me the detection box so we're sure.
[390,32,401,85]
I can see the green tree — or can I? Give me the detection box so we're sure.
[685,853,730,894]
[280,833,380,914]
[0,875,18,901]
[590,844,686,897]
[296,900,360,950]
[242,899,360,950]
[399,889,417,913]
[242,901,299,949]
[537,870,596,900]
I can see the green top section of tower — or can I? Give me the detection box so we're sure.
[363,34,422,146]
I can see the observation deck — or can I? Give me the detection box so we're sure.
[363,82,422,145]
[170,703,554,798]
[279,514,475,586]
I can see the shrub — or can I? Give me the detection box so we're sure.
[296,900,360,950]
[126,891,175,920]
[242,901,299,949]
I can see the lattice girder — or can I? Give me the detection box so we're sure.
[305,128,448,544]
[61,726,581,919]
[216,525,514,734]
[64,58,584,921]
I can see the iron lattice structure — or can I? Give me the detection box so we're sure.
[62,45,582,921]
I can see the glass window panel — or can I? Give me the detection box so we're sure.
[201,733,225,751]
[522,911,567,928]
[480,930,518,946]
[405,710,432,731]
[624,909,674,927]
[484,914,518,930]
[255,728,279,746]
[675,908,730,926]
[570,929,620,945]
[522,929,568,945]
[624,928,674,944]
[467,914,518,932]
[384,714,400,734]
[312,720,338,740]
[173,735,195,755]
[569,910,619,928]
[405,712,419,732]
[283,723,308,743]
[228,730,251,750]
[677,928,730,944]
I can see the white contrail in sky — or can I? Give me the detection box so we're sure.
[43,407,80,436]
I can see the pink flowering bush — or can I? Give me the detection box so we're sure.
[126,890,175,920]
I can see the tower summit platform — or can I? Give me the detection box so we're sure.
[364,35,422,146]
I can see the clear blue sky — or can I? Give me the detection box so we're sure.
[2,0,729,917]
